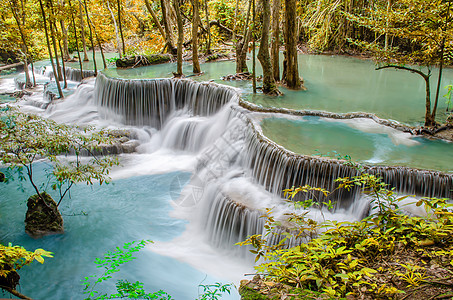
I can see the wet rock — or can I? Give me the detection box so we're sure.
[116,54,172,68]
[25,193,64,237]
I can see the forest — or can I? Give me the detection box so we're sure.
[1,0,453,299]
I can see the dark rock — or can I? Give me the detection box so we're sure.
[0,264,20,290]
[25,193,64,237]
[0,172,5,182]
[116,54,172,68]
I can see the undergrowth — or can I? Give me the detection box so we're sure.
[238,172,453,299]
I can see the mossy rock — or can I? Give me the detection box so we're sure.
[116,54,172,68]
[239,285,271,300]
[25,192,64,237]
[0,172,5,182]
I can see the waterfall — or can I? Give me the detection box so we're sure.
[40,65,96,82]
[94,73,239,128]
[242,115,453,202]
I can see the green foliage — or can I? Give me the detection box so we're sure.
[198,282,233,300]
[0,243,53,278]
[239,171,453,298]
[0,106,119,207]
[82,240,172,300]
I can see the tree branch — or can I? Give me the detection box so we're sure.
[375,64,430,80]
[0,285,33,300]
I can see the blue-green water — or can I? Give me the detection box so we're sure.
[0,164,240,299]
[260,116,453,172]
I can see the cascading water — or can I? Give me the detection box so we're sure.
[3,64,453,298]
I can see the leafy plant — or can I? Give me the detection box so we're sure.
[239,171,453,298]
[0,243,53,298]
[82,240,172,300]
[444,84,453,111]
[198,282,233,300]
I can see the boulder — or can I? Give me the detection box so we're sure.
[25,193,64,237]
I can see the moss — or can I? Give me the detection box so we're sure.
[238,286,270,300]
[25,192,63,237]
[116,54,171,68]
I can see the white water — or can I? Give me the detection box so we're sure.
[2,65,451,299]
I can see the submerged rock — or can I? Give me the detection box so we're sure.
[0,172,5,182]
[25,193,64,237]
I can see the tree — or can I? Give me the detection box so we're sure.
[160,0,177,54]
[235,0,252,74]
[38,0,64,98]
[192,0,201,73]
[271,0,281,82]
[348,0,453,127]
[257,0,282,95]
[282,0,302,89]
[0,107,118,235]
[173,0,184,76]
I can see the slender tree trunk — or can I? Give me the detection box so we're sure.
[83,0,97,74]
[236,0,252,73]
[232,0,240,42]
[117,0,126,56]
[86,11,107,69]
[271,0,280,81]
[283,0,302,89]
[38,0,63,98]
[161,0,177,54]
[432,0,451,125]
[144,0,166,44]
[58,39,68,88]
[48,0,63,83]
[174,0,184,76]
[252,0,256,93]
[204,0,212,54]
[106,0,122,57]
[258,0,281,95]
[384,0,392,51]
[9,0,31,88]
[79,2,89,61]
[69,0,84,78]
[60,19,70,60]
[192,0,201,73]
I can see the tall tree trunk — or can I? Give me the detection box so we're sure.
[86,9,107,69]
[69,0,84,78]
[384,0,392,51]
[117,0,126,56]
[192,0,201,73]
[258,0,281,95]
[60,19,70,60]
[252,0,256,93]
[83,0,97,74]
[236,0,252,73]
[232,0,240,42]
[161,0,177,54]
[58,39,68,88]
[174,0,184,76]
[9,0,31,88]
[271,0,280,81]
[282,0,302,89]
[144,0,167,45]
[204,0,212,54]
[48,0,63,84]
[79,1,89,61]
[432,0,451,125]
[38,0,63,98]
[106,0,122,57]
